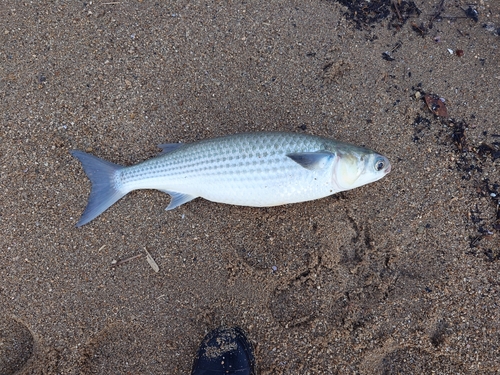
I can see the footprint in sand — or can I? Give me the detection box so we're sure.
[362,347,467,374]
[79,322,185,374]
[0,317,34,375]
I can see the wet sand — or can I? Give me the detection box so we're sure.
[1,0,499,373]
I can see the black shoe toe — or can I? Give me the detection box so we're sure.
[191,327,256,375]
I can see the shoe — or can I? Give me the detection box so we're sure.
[191,327,256,375]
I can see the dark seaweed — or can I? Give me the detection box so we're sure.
[332,0,419,29]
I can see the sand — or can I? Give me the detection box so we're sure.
[1,0,499,373]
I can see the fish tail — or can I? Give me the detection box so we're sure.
[70,150,126,227]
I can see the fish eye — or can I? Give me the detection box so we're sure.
[375,158,385,171]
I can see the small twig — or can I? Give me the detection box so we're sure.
[440,16,469,20]
[111,253,143,267]
[392,41,402,53]
[144,248,159,273]
[392,0,403,22]
[429,0,446,28]
[470,235,482,247]
[411,22,426,36]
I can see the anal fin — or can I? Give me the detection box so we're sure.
[161,190,197,210]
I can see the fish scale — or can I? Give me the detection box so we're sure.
[120,133,329,205]
[70,132,391,227]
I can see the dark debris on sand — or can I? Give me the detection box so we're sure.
[332,0,420,29]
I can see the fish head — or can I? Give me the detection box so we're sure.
[334,151,391,191]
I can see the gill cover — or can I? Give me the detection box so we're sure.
[335,153,363,188]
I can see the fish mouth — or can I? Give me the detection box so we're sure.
[385,164,392,174]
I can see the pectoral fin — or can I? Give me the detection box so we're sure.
[161,190,198,210]
[286,151,334,170]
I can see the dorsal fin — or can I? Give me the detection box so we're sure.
[157,143,184,154]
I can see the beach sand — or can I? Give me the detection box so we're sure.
[1,0,499,373]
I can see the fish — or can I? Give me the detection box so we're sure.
[70,132,391,227]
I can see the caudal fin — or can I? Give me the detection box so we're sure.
[70,150,126,227]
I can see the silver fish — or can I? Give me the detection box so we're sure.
[70,132,391,227]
